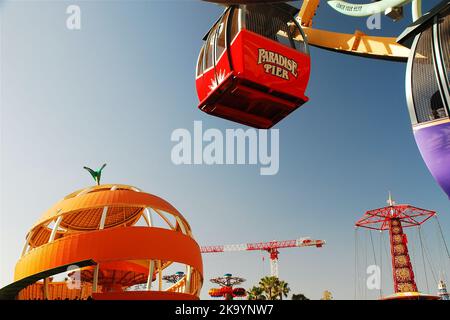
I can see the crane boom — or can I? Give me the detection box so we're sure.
[201,237,326,277]
[201,238,325,253]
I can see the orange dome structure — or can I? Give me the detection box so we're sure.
[1,184,203,300]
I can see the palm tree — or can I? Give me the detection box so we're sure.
[247,286,265,300]
[277,280,290,300]
[248,276,292,300]
[321,290,333,300]
[258,276,281,300]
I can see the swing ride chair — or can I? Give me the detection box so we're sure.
[196,4,311,129]
[209,274,246,300]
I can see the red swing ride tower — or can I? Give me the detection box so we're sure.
[355,193,441,300]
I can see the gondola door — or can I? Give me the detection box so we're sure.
[199,8,234,110]
[211,9,233,93]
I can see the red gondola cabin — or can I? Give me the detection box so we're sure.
[196,4,311,129]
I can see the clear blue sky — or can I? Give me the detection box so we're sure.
[0,0,448,300]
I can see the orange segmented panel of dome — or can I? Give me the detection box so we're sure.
[1,184,203,300]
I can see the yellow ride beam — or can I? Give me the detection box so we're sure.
[202,0,410,61]
[298,0,410,61]
[301,27,409,61]
[298,0,321,27]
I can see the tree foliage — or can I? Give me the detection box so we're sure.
[321,290,333,300]
[247,276,292,300]
[291,293,309,300]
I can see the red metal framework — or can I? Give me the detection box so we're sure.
[201,238,324,253]
[388,218,418,293]
[355,205,436,231]
[209,274,246,300]
[355,196,436,296]
[201,237,325,277]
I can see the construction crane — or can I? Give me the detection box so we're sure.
[201,237,326,278]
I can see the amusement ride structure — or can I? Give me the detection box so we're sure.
[163,272,186,284]
[196,0,412,128]
[201,238,325,277]
[0,0,448,301]
[355,193,449,300]
[0,166,204,300]
[438,279,450,300]
[208,273,247,300]
[197,0,450,199]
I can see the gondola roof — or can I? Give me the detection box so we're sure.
[201,2,300,41]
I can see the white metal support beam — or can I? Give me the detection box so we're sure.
[93,206,108,293]
[49,216,63,243]
[144,208,153,227]
[92,265,100,293]
[146,260,155,291]
[412,0,422,22]
[175,217,187,235]
[184,266,192,294]
[21,233,31,257]
[99,206,108,230]
[270,259,279,278]
[158,260,163,291]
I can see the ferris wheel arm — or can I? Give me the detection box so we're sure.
[301,27,409,62]
[296,0,410,61]
[327,0,412,17]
